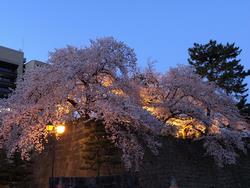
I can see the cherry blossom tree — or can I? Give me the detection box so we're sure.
[136,64,249,166]
[0,37,163,170]
[0,37,249,170]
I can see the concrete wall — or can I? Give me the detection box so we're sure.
[24,60,48,71]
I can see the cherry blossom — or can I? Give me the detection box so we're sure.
[0,38,248,169]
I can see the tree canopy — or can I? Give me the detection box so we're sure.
[0,37,249,169]
[188,40,250,118]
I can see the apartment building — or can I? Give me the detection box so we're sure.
[0,46,24,98]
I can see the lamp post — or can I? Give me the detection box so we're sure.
[46,123,65,188]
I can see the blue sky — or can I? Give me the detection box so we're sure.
[0,0,250,98]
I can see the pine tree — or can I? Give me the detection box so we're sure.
[0,149,32,188]
[188,40,250,118]
[80,122,121,177]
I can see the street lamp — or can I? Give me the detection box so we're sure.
[46,123,65,188]
[55,125,66,134]
[46,124,66,135]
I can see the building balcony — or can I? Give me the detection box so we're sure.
[0,70,17,79]
[0,80,15,88]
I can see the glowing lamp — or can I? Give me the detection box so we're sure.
[46,123,66,135]
[55,125,65,134]
[46,125,54,132]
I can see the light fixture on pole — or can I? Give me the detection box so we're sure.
[46,123,65,188]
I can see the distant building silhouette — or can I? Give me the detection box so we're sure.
[24,60,48,71]
[0,46,24,98]
[0,46,46,98]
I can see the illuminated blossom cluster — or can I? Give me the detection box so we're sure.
[0,37,249,169]
[135,65,249,166]
[0,38,163,170]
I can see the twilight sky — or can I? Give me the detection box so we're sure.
[0,0,249,98]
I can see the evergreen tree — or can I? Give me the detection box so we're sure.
[188,40,250,118]
[80,122,121,177]
[0,149,32,188]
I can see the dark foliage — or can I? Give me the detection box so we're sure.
[80,122,121,177]
[0,149,32,188]
[188,40,250,119]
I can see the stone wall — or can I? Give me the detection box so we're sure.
[139,137,250,188]
[49,175,139,188]
[28,121,250,188]
[0,185,8,188]
[29,120,123,188]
